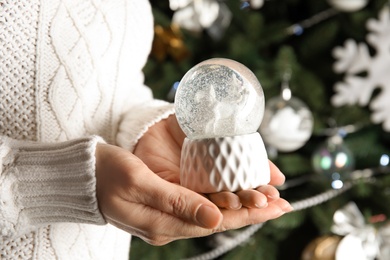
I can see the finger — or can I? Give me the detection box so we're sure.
[109,196,292,245]
[208,192,242,210]
[130,169,223,229]
[256,185,280,201]
[219,198,293,231]
[107,197,215,245]
[236,189,268,209]
[167,115,186,146]
[268,160,286,186]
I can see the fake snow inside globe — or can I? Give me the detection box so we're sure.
[175,58,270,193]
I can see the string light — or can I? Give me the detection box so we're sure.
[380,154,390,167]
[286,8,339,36]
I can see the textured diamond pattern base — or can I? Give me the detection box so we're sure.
[180,133,270,193]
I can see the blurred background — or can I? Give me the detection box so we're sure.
[131,0,390,259]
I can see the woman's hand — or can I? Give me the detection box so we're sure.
[95,143,223,245]
[95,115,292,246]
[135,115,290,211]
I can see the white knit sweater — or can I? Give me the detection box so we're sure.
[0,0,174,259]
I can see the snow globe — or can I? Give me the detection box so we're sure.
[175,58,270,193]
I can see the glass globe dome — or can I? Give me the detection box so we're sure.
[175,58,265,139]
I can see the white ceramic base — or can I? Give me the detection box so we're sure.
[180,132,270,193]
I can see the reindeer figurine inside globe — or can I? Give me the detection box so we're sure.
[174,58,270,193]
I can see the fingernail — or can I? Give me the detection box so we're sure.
[196,205,221,229]
[267,194,279,200]
[255,202,268,209]
[283,204,294,213]
[229,202,242,210]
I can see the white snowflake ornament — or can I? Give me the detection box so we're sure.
[332,6,390,131]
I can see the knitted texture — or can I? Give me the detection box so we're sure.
[0,0,174,259]
[0,0,39,141]
[0,136,106,238]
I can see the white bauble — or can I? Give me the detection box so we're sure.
[328,0,368,12]
[259,96,313,152]
[250,0,264,9]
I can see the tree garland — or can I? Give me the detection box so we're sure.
[183,168,384,260]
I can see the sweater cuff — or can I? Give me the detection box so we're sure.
[0,136,106,237]
[116,99,175,151]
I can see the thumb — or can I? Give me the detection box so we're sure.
[139,173,223,229]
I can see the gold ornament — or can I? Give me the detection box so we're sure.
[151,24,190,62]
[301,235,342,260]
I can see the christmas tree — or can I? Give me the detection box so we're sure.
[131,0,390,259]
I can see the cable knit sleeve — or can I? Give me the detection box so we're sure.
[0,135,106,239]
